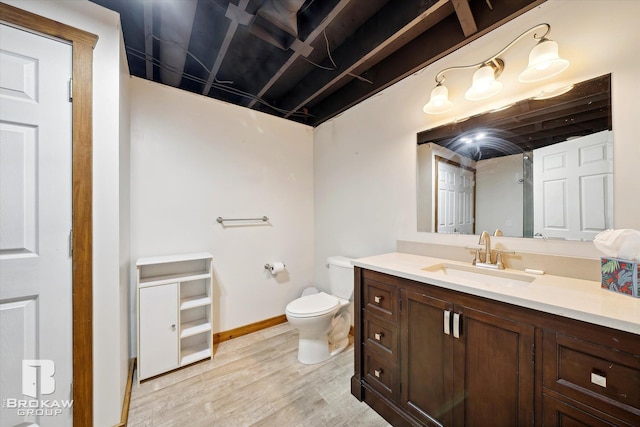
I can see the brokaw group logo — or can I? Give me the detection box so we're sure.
[2,360,73,419]
[23,360,55,398]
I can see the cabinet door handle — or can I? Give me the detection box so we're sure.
[374,332,384,341]
[171,324,176,331]
[444,310,451,335]
[453,313,460,339]
[374,295,383,304]
[374,369,383,378]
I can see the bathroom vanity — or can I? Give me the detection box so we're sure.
[351,253,639,427]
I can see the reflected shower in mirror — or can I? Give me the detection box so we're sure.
[417,74,612,241]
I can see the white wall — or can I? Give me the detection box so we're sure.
[476,154,523,237]
[118,25,131,409]
[314,0,640,287]
[1,1,131,425]
[130,78,314,344]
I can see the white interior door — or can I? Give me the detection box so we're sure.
[533,130,613,240]
[0,24,73,427]
[436,159,475,234]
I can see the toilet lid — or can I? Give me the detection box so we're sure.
[286,292,339,317]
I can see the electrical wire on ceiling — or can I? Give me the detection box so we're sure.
[299,0,317,15]
[299,30,373,85]
[147,33,234,84]
[126,46,313,118]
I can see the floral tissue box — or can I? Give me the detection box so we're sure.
[601,258,640,297]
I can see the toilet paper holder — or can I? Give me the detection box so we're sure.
[265,262,286,270]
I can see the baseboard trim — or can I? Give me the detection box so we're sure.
[113,358,135,427]
[213,314,288,344]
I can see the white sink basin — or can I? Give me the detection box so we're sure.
[422,263,535,287]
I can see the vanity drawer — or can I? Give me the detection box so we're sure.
[362,272,398,322]
[363,313,398,362]
[364,349,398,401]
[543,331,640,420]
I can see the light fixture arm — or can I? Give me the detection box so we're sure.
[434,23,551,84]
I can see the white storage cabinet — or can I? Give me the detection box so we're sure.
[137,252,213,382]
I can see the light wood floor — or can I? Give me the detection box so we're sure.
[128,322,390,426]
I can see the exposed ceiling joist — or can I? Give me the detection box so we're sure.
[201,0,251,95]
[91,0,549,127]
[280,0,453,118]
[452,0,478,37]
[143,1,153,80]
[246,0,354,109]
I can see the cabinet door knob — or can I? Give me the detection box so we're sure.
[374,369,383,378]
[374,295,383,304]
[171,324,176,331]
[374,332,384,341]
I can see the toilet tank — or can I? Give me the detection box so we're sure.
[327,256,354,300]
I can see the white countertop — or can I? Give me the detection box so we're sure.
[353,252,640,335]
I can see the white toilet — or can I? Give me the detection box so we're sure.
[285,256,354,364]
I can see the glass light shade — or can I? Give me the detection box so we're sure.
[423,84,453,114]
[519,39,570,82]
[465,65,503,101]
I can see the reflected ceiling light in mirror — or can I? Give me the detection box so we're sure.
[531,84,574,100]
[423,23,569,114]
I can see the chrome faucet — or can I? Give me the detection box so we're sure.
[478,231,491,264]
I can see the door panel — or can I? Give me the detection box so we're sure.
[533,130,613,240]
[138,284,179,380]
[436,159,475,235]
[0,23,73,427]
[453,307,535,427]
[401,290,454,427]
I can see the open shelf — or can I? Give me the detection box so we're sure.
[180,295,212,310]
[180,318,211,339]
[180,341,211,366]
[139,271,210,287]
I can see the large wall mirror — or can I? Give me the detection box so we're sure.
[417,74,612,241]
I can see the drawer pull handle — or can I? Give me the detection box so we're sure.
[453,313,461,339]
[374,369,383,378]
[444,310,451,335]
[374,332,384,341]
[374,295,383,304]
[591,370,607,388]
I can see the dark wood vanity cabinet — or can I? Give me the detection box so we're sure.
[542,329,640,426]
[352,267,640,427]
[402,289,534,427]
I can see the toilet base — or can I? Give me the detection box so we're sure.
[297,335,331,364]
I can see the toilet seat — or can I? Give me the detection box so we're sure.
[286,292,339,318]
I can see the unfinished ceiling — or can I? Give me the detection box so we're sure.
[90,0,546,126]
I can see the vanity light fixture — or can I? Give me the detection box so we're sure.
[423,23,569,114]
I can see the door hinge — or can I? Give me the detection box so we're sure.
[68,78,73,102]
[69,229,73,257]
[532,344,536,363]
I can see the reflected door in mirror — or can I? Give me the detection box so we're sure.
[533,130,613,240]
[436,157,475,234]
